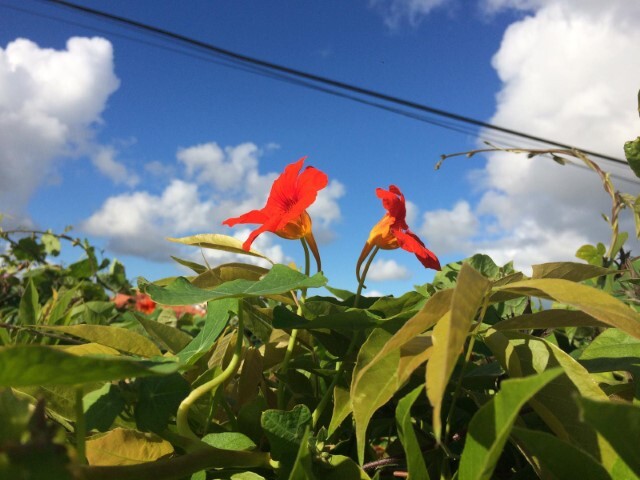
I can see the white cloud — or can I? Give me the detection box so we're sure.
[420,201,478,254]
[368,259,412,281]
[83,145,345,263]
[92,145,139,187]
[421,0,640,267]
[0,37,119,222]
[370,0,449,28]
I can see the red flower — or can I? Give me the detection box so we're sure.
[357,185,440,279]
[135,293,156,314]
[223,157,327,270]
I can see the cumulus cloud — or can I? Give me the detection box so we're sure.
[420,201,478,254]
[92,146,139,187]
[421,0,640,268]
[368,259,412,281]
[83,144,345,264]
[0,37,119,221]
[370,0,449,28]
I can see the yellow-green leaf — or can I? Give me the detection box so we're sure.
[38,324,161,357]
[494,278,640,339]
[531,262,614,282]
[167,234,272,263]
[85,428,173,466]
[427,263,491,442]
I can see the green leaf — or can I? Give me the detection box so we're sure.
[494,278,640,339]
[484,329,609,462]
[531,262,615,282]
[427,263,491,442]
[578,328,640,374]
[167,234,273,262]
[396,385,429,480]
[261,405,312,462]
[19,278,39,325]
[144,264,327,306]
[351,328,398,464]
[273,305,383,330]
[581,398,640,476]
[458,369,562,480]
[624,136,640,178]
[231,472,266,480]
[493,309,608,331]
[328,385,351,436]
[287,427,316,480]
[47,287,79,325]
[41,232,61,255]
[134,373,190,432]
[132,312,193,354]
[0,345,179,387]
[192,263,269,289]
[201,432,257,451]
[85,428,174,466]
[83,383,125,432]
[170,255,208,274]
[38,324,161,358]
[177,298,237,366]
[575,245,604,266]
[510,426,610,480]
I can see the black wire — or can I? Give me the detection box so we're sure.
[36,0,630,167]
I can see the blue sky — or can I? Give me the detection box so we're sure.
[1,0,639,296]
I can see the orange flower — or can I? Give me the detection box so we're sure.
[223,157,327,270]
[357,185,440,280]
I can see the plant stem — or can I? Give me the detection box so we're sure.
[75,387,86,464]
[277,238,311,409]
[176,305,245,439]
[354,246,379,308]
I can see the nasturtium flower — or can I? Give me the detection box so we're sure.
[357,185,440,280]
[223,157,327,270]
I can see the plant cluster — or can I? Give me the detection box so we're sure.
[1,110,640,480]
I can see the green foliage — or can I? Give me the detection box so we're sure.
[2,110,640,480]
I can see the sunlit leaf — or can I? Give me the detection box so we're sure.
[143,264,326,306]
[192,263,269,289]
[494,278,640,339]
[273,305,383,330]
[287,427,315,480]
[578,328,640,375]
[177,298,237,366]
[484,329,609,462]
[531,262,614,281]
[427,263,491,442]
[85,428,173,466]
[351,328,398,464]
[0,345,179,387]
[328,385,351,436]
[319,454,371,480]
[38,324,161,357]
[201,432,256,451]
[396,385,429,480]
[511,426,610,480]
[18,279,39,325]
[83,383,125,432]
[167,234,272,262]
[458,369,562,480]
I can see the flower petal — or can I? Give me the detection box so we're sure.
[375,185,406,226]
[393,228,441,271]
[222,208,269,227]
[264,157,306,213]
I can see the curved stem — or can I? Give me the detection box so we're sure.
[177,306,245,439]
[354,246,380,308]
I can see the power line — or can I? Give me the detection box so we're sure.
[37,0,632,168]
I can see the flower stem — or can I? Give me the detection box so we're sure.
[277,238,311,410]
[354,246,379,308]
[176,305,245,439]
